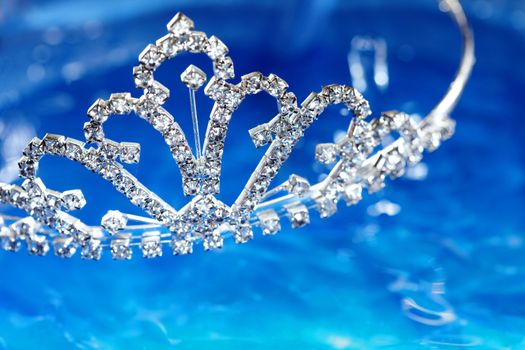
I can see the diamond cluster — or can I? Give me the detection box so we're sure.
[0,13,457,260]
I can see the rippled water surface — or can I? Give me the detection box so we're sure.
[0,1,524,349]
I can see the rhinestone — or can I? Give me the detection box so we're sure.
[111,236,132,260]
[61,190,86,210]
[385,150,406,178]
[99,140,120,159]
[203,232,223,251]
[133,65,152,88]
[257,210,281,235]
[139,44,164,69]
[172,238,193,255]
[18,157,37,179]
[315,143,338,164]
[83,122,104,143]
[101,210,127,234]
[156,33,181,58]
[343,184,362,206]
[53,236,77,258]
[81,239,102,260]
[54,212,77,235]
[167,12,194,34]
[242,72,263,94]
[128,187,148,207]
[23,137,43,159]
[288,175,310,196]
[180,64,207,91]
[354,100,372,118]
[322,84,345,104]
[364,170,385,194]
[64,139,85,161]
[97,161,120,180]
[187,31,208,53]
[119,142,141,164]
[109,93,133,114]
[113,175,134,193]
[266,73,288,97]
[26,234,49,256]
[249,124,272,148]
[285,203,310,228]
[315,196,337,218]
[214,57,234,80]
[87,99,109,123]
[0,228,20,252]
[136,96,157,120]
[279,92,298,114]
[207,35,228,59]
[146,82,170,105]
[141,232,162,258]
[151,112,172,133]
[42,134,66,154]
[233,223,253,244]
[210,105,232,123]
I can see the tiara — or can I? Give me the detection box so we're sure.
[0,0,474,260]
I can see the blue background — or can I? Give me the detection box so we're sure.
[0,0,524,349]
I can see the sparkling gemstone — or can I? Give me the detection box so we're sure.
[87,99,109,123]
[249,125,272,148]
[233,223,253,244]
[111,237,132,260]
[97,161,120,180]
[167,12,194,35]
[242,72,263,94]
[180,64,207,90]
[139,44,164,69]
[207,35,228,60]
[81,239,102,260]
[0,228,20,252]
[203,232,224,251]
[214,57,234,80]
[172,238,193,255]
[42,134,66,155]
[316,196,338,218]
[286,203,310,228]
[18,157,37,179]
[109,93,133,114]
[23,137,43,158]
[133,65,152,88]
[146,82,170,105]
[101,210,127,234]
[64,139,85,161]
[83,122,104,143]
[156,33,181,58]
[343,184,363,206]
[187,32,208,53]
[53,236,77,258]
[61,189,86,210]
[288,175,310,196]
[316,143,338,164]
[364,171,385,194]
[141,232,162,258]
[26,234,49,256]
[266,74,288,97]
[385,150,407,178]
[119,142,141,164]
[99,140,120,159]
[113,175,134,193]
[257,210,281,235]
